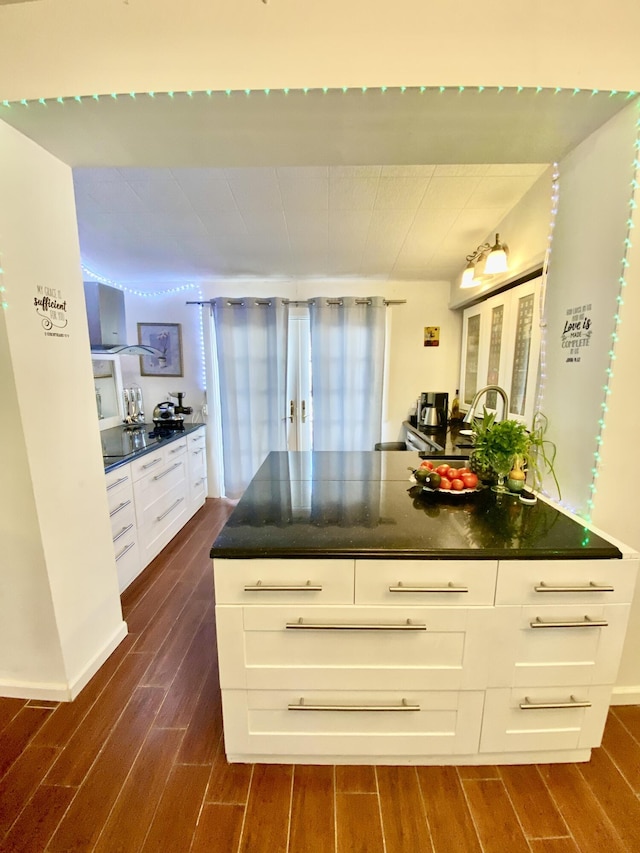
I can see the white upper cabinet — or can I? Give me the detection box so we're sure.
[459,276,541,427]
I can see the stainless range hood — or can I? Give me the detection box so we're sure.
[84,282,163,357]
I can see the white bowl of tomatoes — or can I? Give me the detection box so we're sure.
[411,460,480,494]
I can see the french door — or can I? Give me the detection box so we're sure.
[285,307,313,451]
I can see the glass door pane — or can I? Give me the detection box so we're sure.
[485,304,504,410]
[463,313,481,405]
[509,293,535,417]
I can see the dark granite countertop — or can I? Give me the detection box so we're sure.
[102,422,204,473]
[210,451,622,561]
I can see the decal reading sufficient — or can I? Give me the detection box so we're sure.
[34,285,69,338]
[561,303,592,364]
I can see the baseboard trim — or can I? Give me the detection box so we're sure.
[611,685,640,705]
[0,620,128,702]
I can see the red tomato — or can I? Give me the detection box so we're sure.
[456,467,470,476]
[419,460,434,470]
[462,472,479,489]
[435,464,451,477]
[450,478,465,491]
[447,467,461,478]
[438,477,452,490]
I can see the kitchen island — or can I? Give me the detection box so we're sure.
[210,451,638,766]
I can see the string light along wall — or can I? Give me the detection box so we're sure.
[582,102,640,526]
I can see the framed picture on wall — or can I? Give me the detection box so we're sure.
[137,322,184,377]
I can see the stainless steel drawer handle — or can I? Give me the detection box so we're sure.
[169,445,185,454]
[530,616,608,629]
[115,541,135,562]
[194,479,204,487]
[535,581,615,593]
[156,497,184,522]
[153,462,182,481]
[192,449,204,456]
[285,618,426,631]
[389,581,469,593]
[109,499,131,518]
[141,457,162,470]
[245,580,323,592]
[113,523,134,544]
[288,697,420,712]
[106,475,129,491]
[519,695,592,711]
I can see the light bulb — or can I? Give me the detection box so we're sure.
[483,234,508,274]
[460,262,477,288]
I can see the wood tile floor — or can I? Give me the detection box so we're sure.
[1,498,640,852]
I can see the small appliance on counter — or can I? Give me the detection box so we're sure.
[150,393,193,437]
[417,392,449,432]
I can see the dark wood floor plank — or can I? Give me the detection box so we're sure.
[43,650,153,787]
[461,778,530,853]
[577,746,640,851]
[0,744,58,837]
[289,764,335,853]
[206,750,253,804]
[416,766,482,853]
[140,763,211,852]
[46,685,165,853]
[0,784,74,853]
[499,764,569,839]
[336,791,384,853]
[336,764,377,793]
[529,839,581,853]
[538,763,630,853]
[93,727,184,853]
[0,706,53,780]
[31,632,137,749]
[457,764,500,779]
[604,711,640,792]
[239,764,293,853]
[139,597,208,687]
[377,765,433,853]
[191,802,245,853]
[175,666,222,765]
[122,568,181,634]
[0,698,27,734]
[613,705,640,742]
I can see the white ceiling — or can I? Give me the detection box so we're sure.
[0,87,632,287]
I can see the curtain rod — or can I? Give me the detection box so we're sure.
[186,298,407,306]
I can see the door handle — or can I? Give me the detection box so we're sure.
[301,400,306,422]
[286,400,294,422]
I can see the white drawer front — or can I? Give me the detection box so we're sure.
[496,558,637,605]
[113,533,141,592]
[188,427,206,449]
[109,498,136,541]
[138,481,189,560]
[188,446,207,478]
[105,464,133,496]
[221,688,485,758]
[189,474,207,513]
[131,447,165,482]
[488,603,631,687]
[215,605,491,691]
[165,437,188,460]
[355,559,498,606]
[213,558,354,605]
[133,459,187,523]
[480,685,612,754]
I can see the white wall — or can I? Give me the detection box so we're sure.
[0,120,126,699]
[2,0,640,101]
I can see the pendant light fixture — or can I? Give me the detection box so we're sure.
[460,233,509,288]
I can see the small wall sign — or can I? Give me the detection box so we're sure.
[34,285,69,339]
[424,326,440,347]
[561,303,592,364]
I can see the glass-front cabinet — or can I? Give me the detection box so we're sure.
[459,276,541,426]
[92,354,124,430]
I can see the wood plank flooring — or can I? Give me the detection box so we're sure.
[1,497,640,852]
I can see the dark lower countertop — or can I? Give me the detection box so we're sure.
[102,422,204,473]
[210,451,622,561]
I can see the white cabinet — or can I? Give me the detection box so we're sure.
[460,277,541,426]
[187,426,208,515]
[213,552,637,765]
[105,464,141,592]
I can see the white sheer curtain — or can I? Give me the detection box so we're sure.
[309,296,386,451]
[211,297,289,498]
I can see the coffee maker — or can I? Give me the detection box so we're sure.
[417,392,449,432]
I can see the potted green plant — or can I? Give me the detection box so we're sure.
[470,408,560,497]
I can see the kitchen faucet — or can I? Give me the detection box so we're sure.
[462,385,510,424]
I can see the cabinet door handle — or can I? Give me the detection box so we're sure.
[530,616,608,629]
[519,695,592,710]
[113,523,134,544]
[142,457,162,470]
[153,462,182,481]
[244,580,322,592]
[288,697,420,712]
[534,581,614,593]
[106,475,129,491]
[156,497,184,522]
[389,581,469,593]
[115,541,135,562]
[109,499,131,518]
[285,618,426,631]
[192,449,204,456]
[169,445,186,454]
